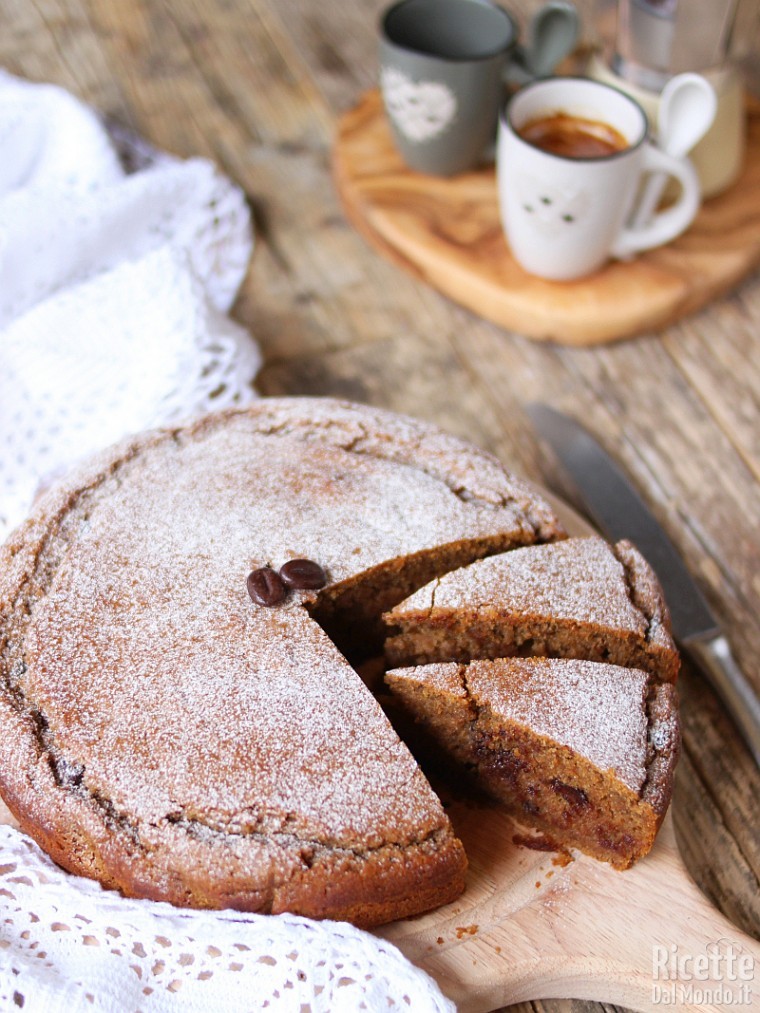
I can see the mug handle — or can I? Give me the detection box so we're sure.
[505,1,579,86]
[611,144,701,259]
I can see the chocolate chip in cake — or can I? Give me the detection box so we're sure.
[279,558,327,590]
[247,567,286,606]
[550,779,590,810]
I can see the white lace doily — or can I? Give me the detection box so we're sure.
[0,826,455,1013]
[0,70,261,541]
[0,74,457,1012]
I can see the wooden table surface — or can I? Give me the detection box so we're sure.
[2,1,758,1010]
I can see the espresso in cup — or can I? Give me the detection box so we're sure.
[497,77,701,280]
[518,112,629,159]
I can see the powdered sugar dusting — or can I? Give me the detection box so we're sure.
[467,658,650,792]
[397,537,648,635]
[6,400,559,858]
[649,718,673,752]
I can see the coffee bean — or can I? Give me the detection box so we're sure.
[279,558,327,590]
[247,567,286,606]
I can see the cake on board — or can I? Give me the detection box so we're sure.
[0,398,565,926]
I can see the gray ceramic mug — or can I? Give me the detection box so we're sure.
[379,0,518,176]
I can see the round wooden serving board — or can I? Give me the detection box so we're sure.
[333,90,760,345]
[381,804,760,1012]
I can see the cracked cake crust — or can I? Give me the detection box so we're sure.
[0,398,564,925]
[384,536,680,681]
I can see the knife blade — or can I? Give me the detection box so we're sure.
[527,401,760,767]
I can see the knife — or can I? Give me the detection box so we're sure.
[527,401,760,767]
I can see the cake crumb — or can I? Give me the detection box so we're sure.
[455,924,478,939]
[552,851,573,868]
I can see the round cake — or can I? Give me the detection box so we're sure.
[0,397,563,926]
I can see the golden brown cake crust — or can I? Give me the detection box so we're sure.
[0,398,563,925]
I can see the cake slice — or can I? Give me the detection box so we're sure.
[384,536,679,682]
[385,657,680,868]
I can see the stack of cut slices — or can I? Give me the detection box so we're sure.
[384,536,680,870]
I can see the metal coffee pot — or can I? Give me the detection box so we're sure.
[598,0,758,92]
[591,0,760,196]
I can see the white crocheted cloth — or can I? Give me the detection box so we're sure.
[0,74,455,1012]
[0,826,454,1012]
[0,70,262,542]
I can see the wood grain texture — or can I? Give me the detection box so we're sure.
[380,808,760,1012]
[1,1,758,1011]
[334,89,760,345]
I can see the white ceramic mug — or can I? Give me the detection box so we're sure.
[497,77,701,281]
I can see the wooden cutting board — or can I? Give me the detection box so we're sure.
[333,90,760,345]
[381,800,760,1012]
